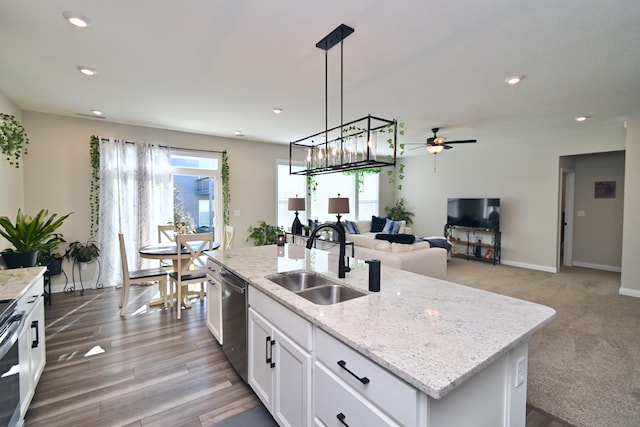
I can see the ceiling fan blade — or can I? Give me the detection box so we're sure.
[443,144,454,149]
[445,139,477,144]
[407,144,427,151]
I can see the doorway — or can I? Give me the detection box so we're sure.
[559,168,575,270]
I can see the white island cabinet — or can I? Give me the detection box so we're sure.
[205,245,555,427]
[0,267,47,424]
[205,257,223,344]
[248,287,312,426]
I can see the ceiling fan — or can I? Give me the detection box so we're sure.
[410,127,477,154]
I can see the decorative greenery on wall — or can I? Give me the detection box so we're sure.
[385,121,405,190]
[222,150,230,226]
[307,175,317,199]
[89,135,100,237]
[0,113,29,168]
[342,168,381,192]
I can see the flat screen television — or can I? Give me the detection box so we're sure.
[447,198,500,230]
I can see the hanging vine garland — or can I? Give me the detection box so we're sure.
[222,150,230,226]
[0,113,30,168]
[89,135,100,237]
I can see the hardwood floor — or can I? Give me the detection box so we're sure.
[26,286,259,427]
[28,286,571,427]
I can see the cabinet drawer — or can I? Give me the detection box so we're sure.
[17,276,44,313]
[315,362,399,427]
[315,328,418,426]
[249,287,312,352]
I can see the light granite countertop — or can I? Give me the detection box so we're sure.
[0,267,47,301]
[206,244,555,400]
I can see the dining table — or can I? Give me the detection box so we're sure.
[138,240,220,307]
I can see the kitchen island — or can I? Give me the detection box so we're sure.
[206,244,555,426]
[0,267,47,425]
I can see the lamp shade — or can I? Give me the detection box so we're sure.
[328,196,350,214]
[427,145,444,154]
[288,197,305,211]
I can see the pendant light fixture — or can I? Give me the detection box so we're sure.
[290,24,397,176]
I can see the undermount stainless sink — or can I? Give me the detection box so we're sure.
[295,284,366,305]
[266,271,366,305]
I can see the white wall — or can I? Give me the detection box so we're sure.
[572,152,624,271]
[621,113,640,297]
[0,92,24,251]
[21,111,289,251]
[399,120,627,272]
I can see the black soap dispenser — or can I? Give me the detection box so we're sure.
[365,259,381,292]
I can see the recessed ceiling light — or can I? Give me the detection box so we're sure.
[574,116,590,122]
[63,12,90,28]
[504,75,525,85]
[272,108,283,114]
[77,66,97,76]
[91,110,103,116]
[234,131,244,136]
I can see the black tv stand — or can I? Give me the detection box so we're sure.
[445,225,501,265]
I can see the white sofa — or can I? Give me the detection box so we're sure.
[345,220,448,279]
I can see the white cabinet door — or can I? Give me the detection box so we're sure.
[249,307,312,427]
[29,296,46,387]
[273,328,311,427]
[248,308,274,409]
[206,279,222,344]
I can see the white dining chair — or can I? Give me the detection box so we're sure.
[169,232,213,319]
[224,225,234,250]
[157,224,176,271]
[118,233,168,317]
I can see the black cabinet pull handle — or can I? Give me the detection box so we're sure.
[265,336,272,365]
[270,339,276,368]
[337,360,370,384]
[337,412,349,426]
[31,320,39,348]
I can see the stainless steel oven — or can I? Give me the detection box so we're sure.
[220,268,248,383]
[0,299,24,427]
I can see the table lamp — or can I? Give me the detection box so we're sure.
[328,193,349,232]
[288,195,305,235]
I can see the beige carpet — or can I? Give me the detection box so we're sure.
[445,258,640,427]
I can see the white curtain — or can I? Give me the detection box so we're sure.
[98,138,172,287]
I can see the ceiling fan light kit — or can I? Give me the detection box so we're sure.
[290,24,397,177]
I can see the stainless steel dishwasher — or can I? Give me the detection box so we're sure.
[220,268,248,383]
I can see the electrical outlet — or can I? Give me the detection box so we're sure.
[515,356,526,388]
[234,210,240,217]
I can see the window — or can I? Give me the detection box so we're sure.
[171,152,221,239]
[277,161,380,228]
[277,161,307,231]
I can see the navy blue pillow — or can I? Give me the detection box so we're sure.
[371,215,387,233]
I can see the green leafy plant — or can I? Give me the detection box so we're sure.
[65,239,100,263]
[384,121,405,190]
[306,175,317,199]
[0,209,72,254]
[385,198,414,225]
[222,150,231,226]
[0,113,30,168]
[89,135,100,237]
[246,221,284,246]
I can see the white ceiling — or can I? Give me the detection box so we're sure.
[1,1,639,152]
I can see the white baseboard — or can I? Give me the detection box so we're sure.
[619,287,640,298]
[572,261,622,273]
[501,260,558,273]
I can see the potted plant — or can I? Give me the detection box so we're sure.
[38,235,66,276]
[0,209,72,268]
[246,221,284,246]
[303,225,310,237]
[0,113,30,168]
[65,239,100,265]
[385,198,415,225]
